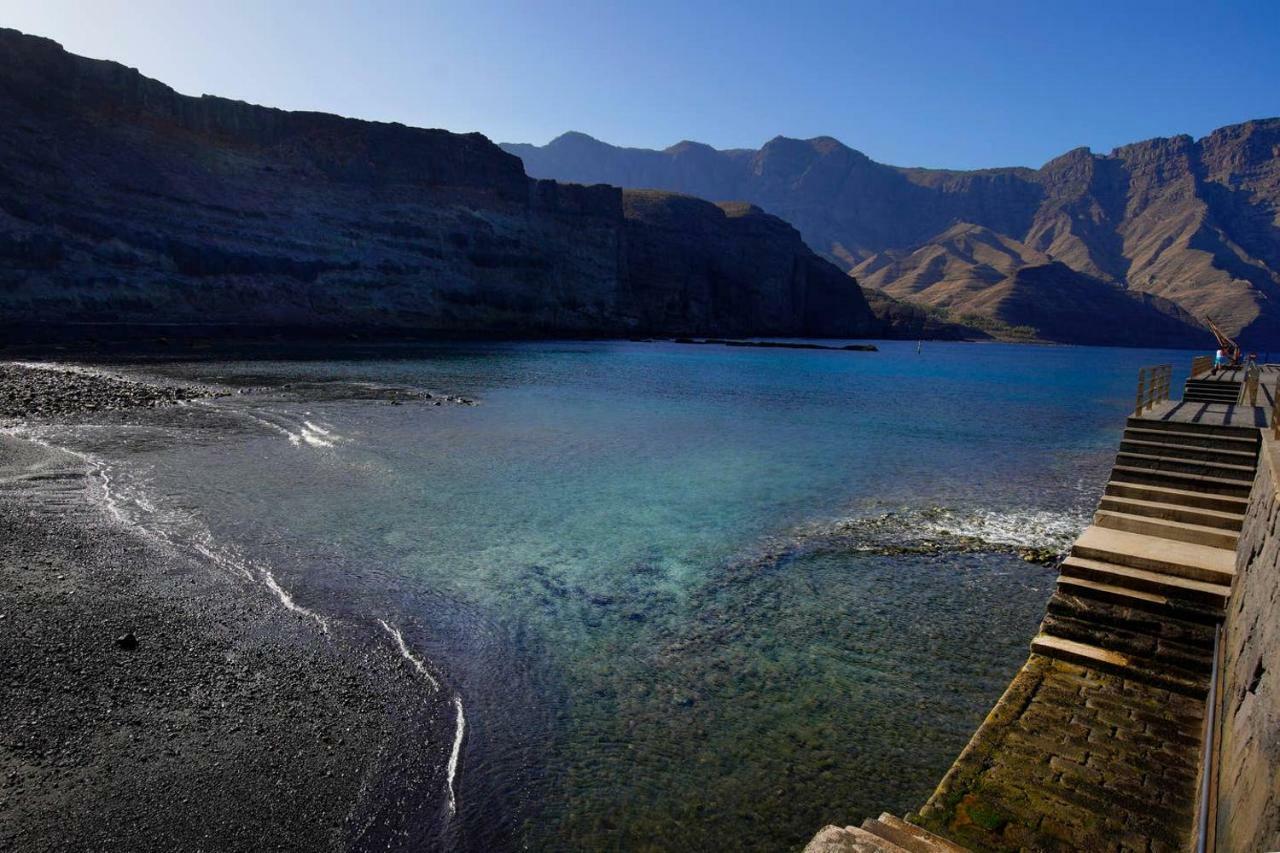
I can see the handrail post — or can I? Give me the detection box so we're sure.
[1135,367,1147,417]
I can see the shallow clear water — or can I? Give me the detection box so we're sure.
[17,340,1195,850]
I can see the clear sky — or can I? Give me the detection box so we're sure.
[3,0,1278,170]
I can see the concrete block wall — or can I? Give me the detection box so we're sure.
[1216,434,1280,852]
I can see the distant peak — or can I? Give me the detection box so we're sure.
[664,139,716,155]
[548,131,605,147]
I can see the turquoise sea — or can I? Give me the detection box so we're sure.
[18,340,1195,850]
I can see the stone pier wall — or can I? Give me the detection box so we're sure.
[1215,434,1280,852]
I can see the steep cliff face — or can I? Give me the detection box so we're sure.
[620,193,876,337]
[506,121,1280,345]
[0,29,875,340]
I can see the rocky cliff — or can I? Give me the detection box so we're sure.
[506,122,1280,346]
[0,29,875,341]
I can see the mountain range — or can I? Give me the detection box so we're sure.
[0,29,877,343]
[504,122,1280,346]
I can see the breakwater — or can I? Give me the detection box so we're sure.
[808,366,1280,852]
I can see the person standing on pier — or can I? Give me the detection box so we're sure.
[1246,353,1261,405]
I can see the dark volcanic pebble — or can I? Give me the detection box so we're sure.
[0,432,452,852]
[0,363,211,420]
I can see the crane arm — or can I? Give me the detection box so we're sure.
[1206,317,1241,365]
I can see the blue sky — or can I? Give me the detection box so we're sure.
[3,0,1278,169]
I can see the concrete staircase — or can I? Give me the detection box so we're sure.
[1183,376,1242,404]
[1031,416,1259,697]
[804,814,969,852]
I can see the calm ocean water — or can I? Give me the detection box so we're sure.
[18,340,1195,850]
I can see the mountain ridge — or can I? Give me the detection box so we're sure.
[504,121,1280,345]
[0,28,878,342]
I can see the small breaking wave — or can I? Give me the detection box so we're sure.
[4,424,328,630]
[378,619,441,691]
[299,420,337,448]
[191,399,343,450]
[447,695,466,817]
[377,619,466,819]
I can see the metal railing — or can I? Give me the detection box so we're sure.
[1134,364,1172,416]
[1191,354,1214,377]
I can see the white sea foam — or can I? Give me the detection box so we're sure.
[300,421,336,448]
[914,507,1089,550]
[378,619,440,691]
[3,424,327,629]
[790,501,1091,558]
[260,566,328,629]
[447,695,466,817]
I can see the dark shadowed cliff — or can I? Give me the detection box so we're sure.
[506,123,1280,347]
[0,29,877,341]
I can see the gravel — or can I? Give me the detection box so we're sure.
[0,366,455,852]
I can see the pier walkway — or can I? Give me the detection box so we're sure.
[806,360,1278,852]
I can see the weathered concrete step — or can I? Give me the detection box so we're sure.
[1072,525,1236,585]
[1184,378,1243,388]
[1040,613,1214,680]
[1046,586,1215,641]
[805,824,911,852]
[1059,557,1231,609]
[1047,587,1218,647]
[1119,437,1258,465]
[1057,574,1226,624]
[1114,451,1256,482]
[1110,465,1254,498]
[860,814,968,853]
[1126,416,1260,441]
[1030,634,1207,697]
[1184,395,1243,405]
[1124,426,1260,451]
[1184,385,1242,395]
[1103,480,1250,513]
[1093,509,1239,550]
[1183,383,1241,391]
[1184,380,1242,390]
[1097,495,1244,531]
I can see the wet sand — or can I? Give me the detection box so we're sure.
[0,365,452,852]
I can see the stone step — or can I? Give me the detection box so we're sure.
[1184,380,1241,390]
[1071,525,1236,585]
[1123,426,1260,451]
[1184,394,1243,405]
[1182,379,1244,389]
[1047,587,1217,649]
[1057,574,1226,626]
[805,824,911,853]
[1030,633,1207,697]
[861,814,968,853]
[1126,416,1260,441]
[1103,480,1250,513]
[1184,379,1243,389]
[1040,613,1214,680]
[1093,509,1239,550]
[1059,556,1231,609]
[1114,451,1257,482]
[1118,437,1258,465]
[1097,494,1244,531]
[1110,465,1254,498]
[1184,384,1242,394]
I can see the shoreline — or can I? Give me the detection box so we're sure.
[0,364,455,852]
